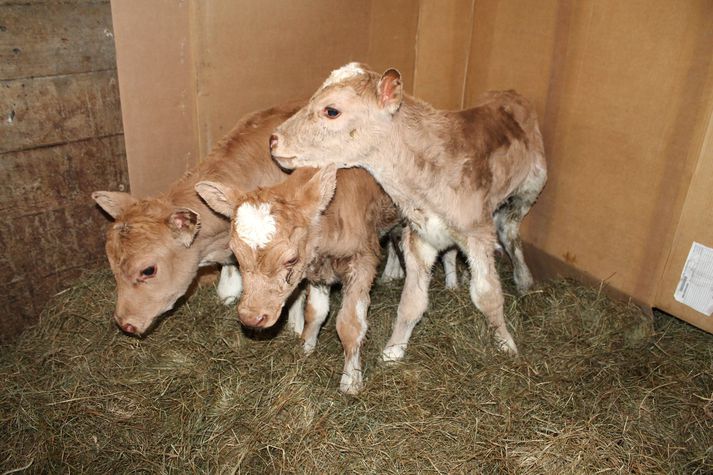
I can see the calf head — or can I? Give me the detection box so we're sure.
[270,62,403,170]
[196,166,337,329]
[92,191,202,335]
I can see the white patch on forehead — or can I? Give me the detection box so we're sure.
[321,62,365,88]
[235,202,276,250]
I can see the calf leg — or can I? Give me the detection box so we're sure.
[494,162,547,294]
[462,229,518,355]
[336,254,378,394]
[286,287,306,336]
[382,226,438,362]
[217,264,242,305]
[301,284,330,353]
[442,248,458,289]
[380,237,404,282]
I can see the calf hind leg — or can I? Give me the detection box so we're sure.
[301,284,330,353]
[463,231,518,355]
[336,254,378,394]
[493,164,546,294]
[442,248,458,289]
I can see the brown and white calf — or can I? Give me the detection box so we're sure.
[196,166,400,394]
[270,63,547,359]
[92,103,305,336]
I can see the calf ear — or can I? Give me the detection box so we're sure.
[302,164,338,217]
[195,181,237,218]
[168,208,201,247]
[92,191,136,219]
[377,68,403,114]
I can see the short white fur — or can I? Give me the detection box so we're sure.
[321,62,365,88]
[235,202,276,250]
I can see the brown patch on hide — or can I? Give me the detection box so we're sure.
[456,105,526,192]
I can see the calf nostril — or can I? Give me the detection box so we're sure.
[122,323,137,334]
[269,134,278,150]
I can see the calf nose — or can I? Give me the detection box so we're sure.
[121,322,137,335]
[269,134,278,151]
[239,310,268,328]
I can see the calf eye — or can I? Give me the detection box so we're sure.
[285,257,299,268]
[323,106,341,119]
[141,266,157,278]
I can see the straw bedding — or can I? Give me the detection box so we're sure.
[1,260,711,473]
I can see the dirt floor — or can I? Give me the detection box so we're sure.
[1,261,711,474]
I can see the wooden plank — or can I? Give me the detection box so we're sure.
[0,70,123,153]
[0,135,127,215]
[0,0,106,6]
[0,135,127,339]
[0,2,116,80]
[0,279,34,340]
[0,200,123,339]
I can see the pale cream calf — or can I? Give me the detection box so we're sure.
[92,103,305,335]
[270,63,547,359]
[196,166,400,394]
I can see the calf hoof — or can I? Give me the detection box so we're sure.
[496,334,519,355]
[302,340,316,354]
[379,266,404,283]
[381,345,406,362]
[340,373,363,395]
[445,273,458,290]
[514,270,534,295]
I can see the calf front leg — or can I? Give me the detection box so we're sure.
[462,230,518,355]
[382,227,438,362]
[217,264,242,305]
[301,284,330,353]
[286,286,306,336]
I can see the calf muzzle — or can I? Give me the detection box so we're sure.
[238,310,269,328]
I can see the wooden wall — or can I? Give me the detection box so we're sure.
[0,0,128,339]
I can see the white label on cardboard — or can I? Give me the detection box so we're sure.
[674,242,713,317]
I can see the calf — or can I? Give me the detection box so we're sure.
[92,103,302,335]
[196,166,400,394]
[270,63,547,359]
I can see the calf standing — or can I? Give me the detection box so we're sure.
[92,103,301,335]
[270,63,547,359]
[196,166,400,394]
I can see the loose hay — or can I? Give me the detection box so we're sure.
[1,260,712,474]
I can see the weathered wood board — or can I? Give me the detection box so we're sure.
[0,0,127,340]
[0,2,117,80]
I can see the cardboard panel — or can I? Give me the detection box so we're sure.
[110,0,198,198]
[193,0,370,155]
[366,0,419,92]
[466,0,712,306]
[411,0,473,109]
[193,0,420,156]
[464,0,559,117]
[655,87,713,333]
